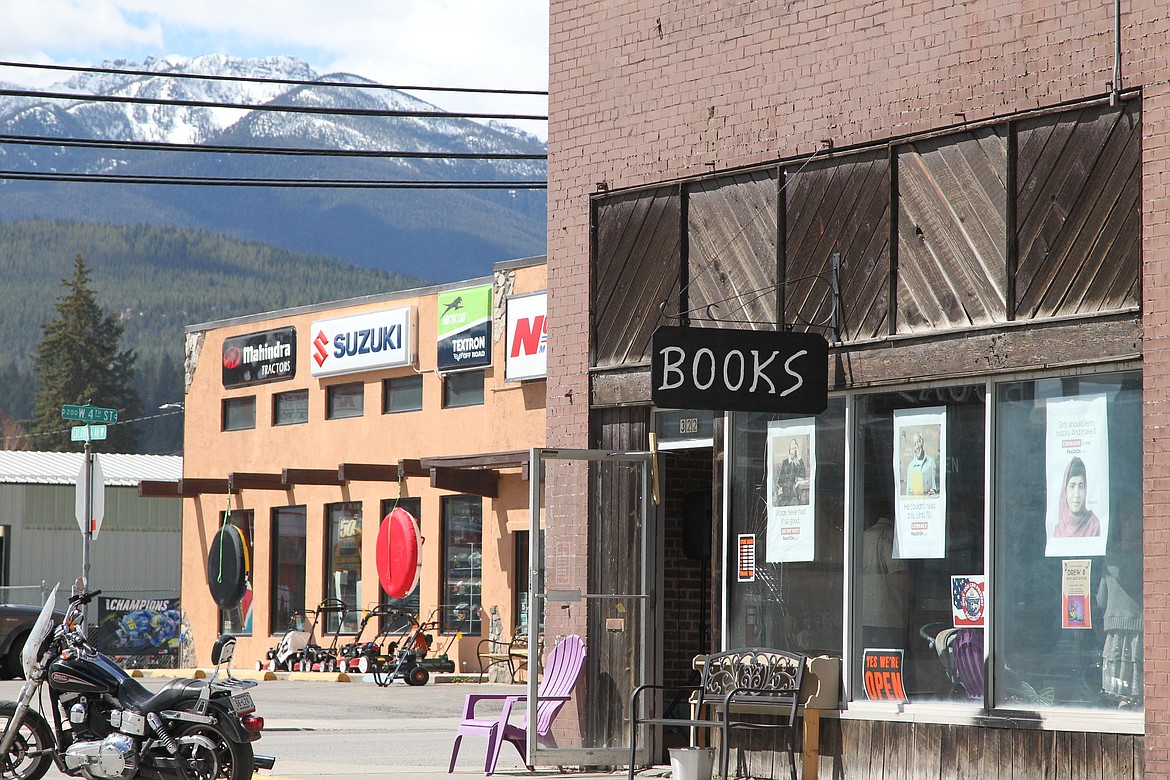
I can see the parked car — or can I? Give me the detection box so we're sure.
[0,602,64,678]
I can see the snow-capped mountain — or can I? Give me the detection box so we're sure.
[0,55,547,282]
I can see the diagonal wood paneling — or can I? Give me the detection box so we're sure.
[786,151,890,341]
[1015,101,1140,319]
[592,186,681,369]
[896,127,1008,333]
[687,170,778,329]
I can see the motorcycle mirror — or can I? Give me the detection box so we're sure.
[72,576,87,597]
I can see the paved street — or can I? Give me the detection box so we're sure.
[0,676,646,780]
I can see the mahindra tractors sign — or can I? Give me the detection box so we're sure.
[309,306,414,378]
[505,291,547,381]
[222,327,296,388]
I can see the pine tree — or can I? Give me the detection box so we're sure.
[30,255,142,452]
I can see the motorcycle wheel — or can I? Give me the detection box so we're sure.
[173,719,254,780]
[0,701,53,780]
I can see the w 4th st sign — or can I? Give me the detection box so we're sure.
[650,326,829,414]
[61,404,118,424]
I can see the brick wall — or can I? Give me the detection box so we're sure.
[549,0,1170,773]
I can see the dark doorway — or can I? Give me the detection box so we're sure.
[659,448,714,750]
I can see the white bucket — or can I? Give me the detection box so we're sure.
[669,746,715,780]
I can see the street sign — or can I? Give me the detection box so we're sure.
[70,425,108,442]
[75,453,105,540]
[61,404,118,424]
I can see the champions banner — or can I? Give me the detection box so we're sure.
[437,285,492,371]
[95,596,181,668]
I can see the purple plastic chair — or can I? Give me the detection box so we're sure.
[448,634,586,776]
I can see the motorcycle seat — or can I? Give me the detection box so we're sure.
[118,677,208,714]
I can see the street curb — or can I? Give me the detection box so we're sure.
[287,671,351,682]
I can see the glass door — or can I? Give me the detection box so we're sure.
[526,447,655,769]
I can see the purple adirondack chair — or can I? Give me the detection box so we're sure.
[448,634,586,776]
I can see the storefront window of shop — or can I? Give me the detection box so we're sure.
[379,497,421,630]
[443,370,485,408]
[727,399,846,658]
[325,501,362,633]
[326,382,364,419]
[270,506,306,634]
[384,374,423,413]
[273,389,308,426]
[993,370,1142,710]
[853,385,985,704]
[222,396,256,431]
[725,369,1142,720]
[441,495,482,634]
[219,510,254,635]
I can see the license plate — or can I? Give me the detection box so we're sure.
[229,692,254,714]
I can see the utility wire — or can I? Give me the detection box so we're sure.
[0,170,546,189]
[0,87,547,122]
[0,133,546,161]
[0,60,548,97]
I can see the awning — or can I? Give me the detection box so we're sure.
[141,450,531,500]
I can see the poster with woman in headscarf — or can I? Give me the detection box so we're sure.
[1045,394,1109,557]
[766,418,816,562]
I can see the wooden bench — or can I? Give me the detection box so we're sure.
[628,647,805,780]
[476,632,529,682]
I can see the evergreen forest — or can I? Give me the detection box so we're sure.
[0,220,427,454]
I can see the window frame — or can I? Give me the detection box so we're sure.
[222,396,257,431]
[442,369,485,409]
[383,374,424,414]
[273,389,309,426]
[326,382,365,420]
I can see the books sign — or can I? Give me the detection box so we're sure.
[650,326,828,414]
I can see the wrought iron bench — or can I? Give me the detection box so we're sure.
[477,632,529,682]
[628,647,805,780]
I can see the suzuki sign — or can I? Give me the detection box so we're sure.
[505,291,547,381]
[650,325,828,413]
[310,307,414,378]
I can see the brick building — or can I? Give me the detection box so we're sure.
[543,1,1167,777]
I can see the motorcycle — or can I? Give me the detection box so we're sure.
[0,581,275,780]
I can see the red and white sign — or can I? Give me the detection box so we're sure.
[505,291,547,381]
[309,307,413,378]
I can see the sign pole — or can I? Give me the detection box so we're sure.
[82,439,92,587]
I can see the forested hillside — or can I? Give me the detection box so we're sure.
[0,220,426,453]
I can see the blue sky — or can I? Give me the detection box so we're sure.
[0,0,549,139]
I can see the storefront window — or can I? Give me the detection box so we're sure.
[325,502,362,634]
[727,399,846,659]
[441,495,482,634]
[219,510,254,635]
[993,370,1142,710]
[853,385,985,703]
[270,506,306,634]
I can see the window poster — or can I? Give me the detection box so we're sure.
[1061,559,1093,629]
[892,407,947,559]
[951,575,986,627]
[766,418,816,562]
[738,534,756,582]
[1045,394,1109,558]
[862,648,908,702]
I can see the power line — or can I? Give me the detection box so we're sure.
[0,133,546,161]
[0,60,547,97]
[0,170,546,189]
[0,87,547,122]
